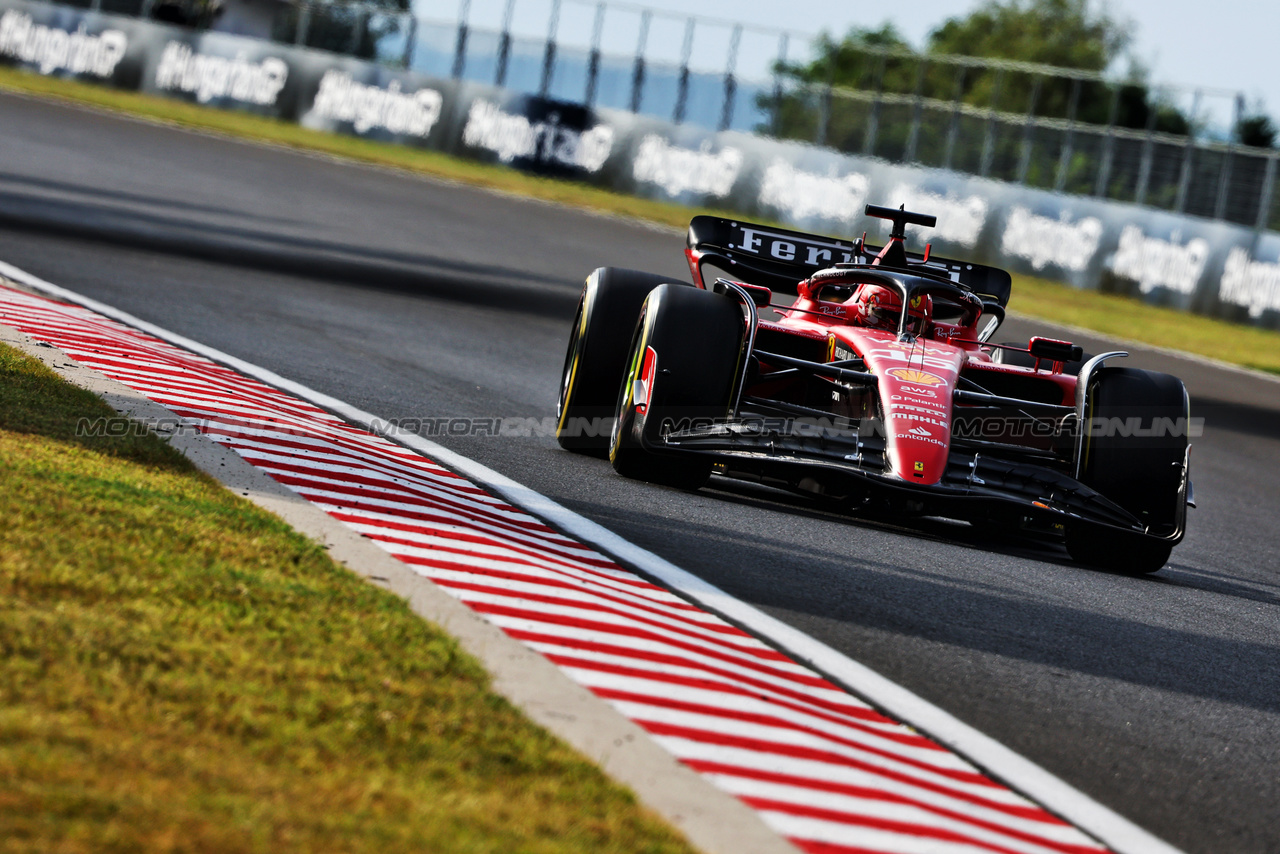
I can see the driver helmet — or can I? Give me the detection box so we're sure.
[853,285,932,332]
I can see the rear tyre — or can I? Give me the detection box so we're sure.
[610,284,745,490]
[1067,366,1190,574]
[556,268,690,455]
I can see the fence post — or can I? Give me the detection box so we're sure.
[1093,84,1120,197]
[451,0,470,79]
[904,58,926,164]
[539,0,560,98]
[401,13,418,69]
[1214,93,1244,221]
[979,67,1004,177]
[816,75,833,147]
[495,0,515,87]
[629,11,650,113]
[1015,75,1041,184]
[1053,76,1081,192]
[348,6,367,56]
[862,50,886,157]
[1173,90,1201,212]
[943,64,968,171]
[1134,93,1159,205]
[719,24,742,131]
[673,17,695,124]
[1255,153,1277,232]
[770,32,788,137]
[585,2,605,106]
[294,3,311,46]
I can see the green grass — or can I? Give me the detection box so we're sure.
[1009,276,1280,375]
[0,342,695,854]
[2,64,1279,373]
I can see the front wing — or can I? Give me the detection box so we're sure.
[643,418,1184,543]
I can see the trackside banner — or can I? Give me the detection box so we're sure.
[1,0,1277,329]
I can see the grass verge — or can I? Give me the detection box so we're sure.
[1,64,1278,375]
[1010,276,1280,375]
[0,340,694,854]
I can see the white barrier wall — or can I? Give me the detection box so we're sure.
[2,0,1277,329]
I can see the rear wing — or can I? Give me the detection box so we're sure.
[686,216,1013,308]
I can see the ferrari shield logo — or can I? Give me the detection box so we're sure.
[914,461,925,473]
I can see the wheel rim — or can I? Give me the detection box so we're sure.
[610,304,649,458]
[556,301,585,425]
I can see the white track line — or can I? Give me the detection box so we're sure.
[0,258,1185,854]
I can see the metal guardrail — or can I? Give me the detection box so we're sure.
[67,0,1280,233]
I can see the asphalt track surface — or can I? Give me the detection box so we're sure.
[3,91,1279,854]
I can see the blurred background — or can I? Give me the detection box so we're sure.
[82,0,1279,231]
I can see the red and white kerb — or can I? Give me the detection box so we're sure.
[0,285,1109,854]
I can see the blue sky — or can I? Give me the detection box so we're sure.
[425,0,1277,132]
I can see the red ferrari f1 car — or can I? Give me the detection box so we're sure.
[556,205,1194,573]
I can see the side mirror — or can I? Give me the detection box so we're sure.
[713,278,772,308]
[1029,336,1084,363]
[739,282,773,308]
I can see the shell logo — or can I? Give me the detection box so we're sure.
[888,368,945,386]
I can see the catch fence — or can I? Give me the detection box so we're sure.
[60,0,1280,233]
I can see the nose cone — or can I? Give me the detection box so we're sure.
[838,329,961,486]
[882,367,953,484]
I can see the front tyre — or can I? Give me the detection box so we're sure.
[1067,366,1190,574]
[610,284,745,490]
[556,268,690,455]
